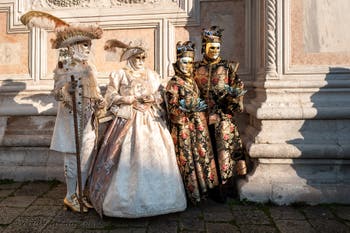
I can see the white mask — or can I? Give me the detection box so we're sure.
[178,56,193,75]
[129,53,146,70]
[69,41,92,62]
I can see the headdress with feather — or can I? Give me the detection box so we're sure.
[104,39,146,61]
[20,11,102,49]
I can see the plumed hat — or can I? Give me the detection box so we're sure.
[20,11,103,49]
[51,24,102,49]
[104,39,146,61]
[201,25,224,53]
[176,41,195,59]
[202,25,224,43]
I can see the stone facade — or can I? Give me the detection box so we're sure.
[0,0,349,205]
[238,0,350,205]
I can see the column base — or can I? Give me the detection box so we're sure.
[238,158,350,205]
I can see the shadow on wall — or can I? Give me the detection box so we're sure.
[0,79,28,144]
[288,67,350,204]
[0,79,56,147]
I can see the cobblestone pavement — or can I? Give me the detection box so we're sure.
[0,181,350,233]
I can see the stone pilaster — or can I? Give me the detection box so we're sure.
[239,0,350,204]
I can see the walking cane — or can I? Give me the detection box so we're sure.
[70,75,84,213]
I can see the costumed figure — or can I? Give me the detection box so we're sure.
[21,11,105,212]
[165,41,219,204]
[193,26,247,202]
[88,40,187,218]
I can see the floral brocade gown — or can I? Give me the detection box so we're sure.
[165,69,219,204]
[194,57,246,184]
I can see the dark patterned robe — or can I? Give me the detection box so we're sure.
[165,66,219,204]
[194,57,245,184]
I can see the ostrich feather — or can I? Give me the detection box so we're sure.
[20,11,69,30]
[104,39,129,52]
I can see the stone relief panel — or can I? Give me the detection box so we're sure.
[0,13,29,77]
[95,28,156,74]
[31,0,178,9]
[303,0,350,53]
[0,43,21,65]
[46,32,59,78]
[290,0,350,68]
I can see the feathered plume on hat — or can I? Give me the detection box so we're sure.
[104,39,146,61]
[20,10,103,49]
[201,26,224,53]
[20,10,69,30]
[176,41,195,59]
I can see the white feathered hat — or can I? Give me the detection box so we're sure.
[104,39,147,61]
[20,11,103,49]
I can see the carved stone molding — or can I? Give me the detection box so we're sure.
[1,0,199,33]
[29,27,48,81]
[265,0,278,79]
[0,0,199,81]
[32,0,177,9]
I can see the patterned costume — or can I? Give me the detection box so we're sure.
[165,41,219,204]
[194,26,247,190]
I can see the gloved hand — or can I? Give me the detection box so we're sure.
[179,98,207,112]
[224,84,247,98]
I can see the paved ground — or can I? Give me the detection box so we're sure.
[0,181,349,233]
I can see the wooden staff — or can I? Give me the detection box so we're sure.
[70,75,84,213]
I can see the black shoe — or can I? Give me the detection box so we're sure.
[209,186,227,203]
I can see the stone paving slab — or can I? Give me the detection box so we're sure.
[231,207,271,225]
[22,205,61,217]
[0,181,349,233]
[31,197,62,206]
[206,222,239,233]
[179,207,205,232]
[301,206,335,219]
[274,219,317,233]
[0,207,25,224]
[0,196,37,208]
[202,200,233,222]
[2,216,51,233]
[0,183,21,190]
[0,190,14,198]
[239,224,279,233]
[309,219,350,233]
[269,206,305,220]
[147,219,178,233]
[108,229,146,233]
[42,223,80,233]
[333,206,350,221]
[13,182,51,196]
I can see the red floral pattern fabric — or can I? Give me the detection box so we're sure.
[165,74,219,204]
[194,58,245,184]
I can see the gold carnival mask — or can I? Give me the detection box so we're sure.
[205,42,221,60]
